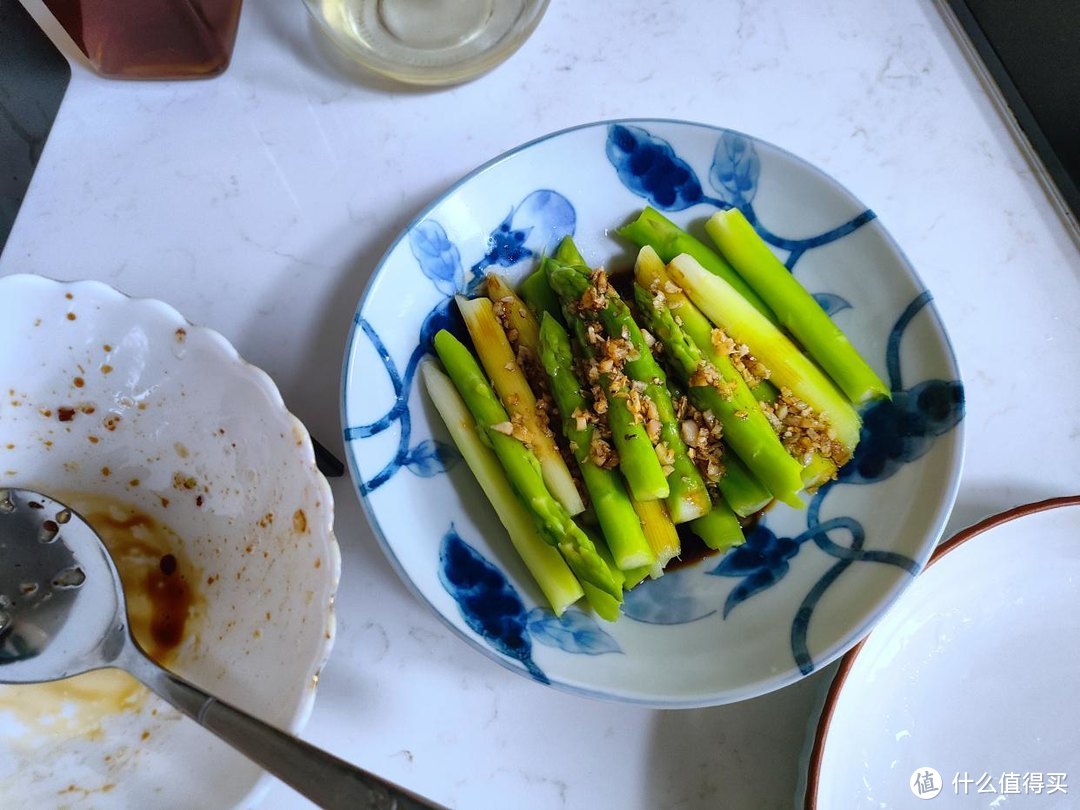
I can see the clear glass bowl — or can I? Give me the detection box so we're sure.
[302,0,550,86]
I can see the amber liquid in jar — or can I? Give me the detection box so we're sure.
[43,0,244,79]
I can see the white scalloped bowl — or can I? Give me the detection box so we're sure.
[0,274,339,808]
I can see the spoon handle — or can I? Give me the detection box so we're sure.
[124,649,445,810]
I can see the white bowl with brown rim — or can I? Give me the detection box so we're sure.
[804,495,1080,808]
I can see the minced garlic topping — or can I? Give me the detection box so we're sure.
[674,394,726,484]
[573,267,671,465]
[759,386,849,466]
[492,296,520,345]
[688,359,739,399]
[711,328,771,387]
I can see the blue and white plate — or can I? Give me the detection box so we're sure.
[341,120,965,707]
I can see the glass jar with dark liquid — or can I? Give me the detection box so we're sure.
[42,0,243,79]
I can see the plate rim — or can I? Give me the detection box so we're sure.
[340,117,966,707]
[803,493,1080,808]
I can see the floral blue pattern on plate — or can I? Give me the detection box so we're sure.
[341,120,964,707]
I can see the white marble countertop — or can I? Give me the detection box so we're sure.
[5,1,1079,808]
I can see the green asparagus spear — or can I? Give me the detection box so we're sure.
[632,253,805,507]
[666,253,862,453]
[421,361,584,615]
[538,313,656,571]
[705,209,890,404]
[433,330,622,600]
[689,496,745,551]
[519,267,564,324]
[617,207,776,323]
[715,450,774,517]
[581,530,624,621]
[622,563,653,590]
[543,263,670,503]
[662,370,776,516]
[553,235,587,266]
[547,262,711,523]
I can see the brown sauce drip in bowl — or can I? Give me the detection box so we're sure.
[0,493,203,742]
[86,503,196,662]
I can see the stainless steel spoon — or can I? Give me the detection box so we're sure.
[0,488,443,810]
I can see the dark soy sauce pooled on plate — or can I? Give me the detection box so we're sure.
[665,509,765,572]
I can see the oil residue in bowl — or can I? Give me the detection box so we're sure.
[0,493,203,742]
